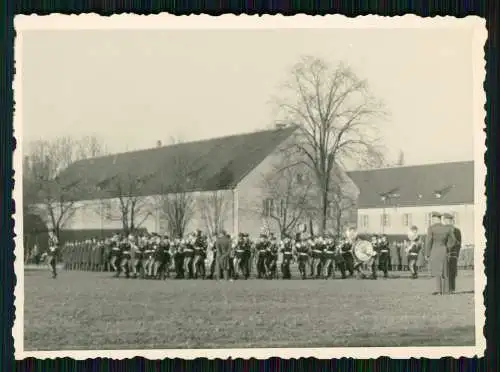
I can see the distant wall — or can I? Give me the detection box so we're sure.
[356,204,474,245]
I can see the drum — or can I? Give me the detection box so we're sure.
[353,239,376,263]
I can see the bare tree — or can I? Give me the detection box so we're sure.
[275,56,387,233]
[23,135,107,237]
[198,191,228,237]
[328,184,357,238]
[259,151,314,238]
[96,172,156,234]
[157,138,197,238]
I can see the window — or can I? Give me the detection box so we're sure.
[262,198,274,217]
[402,213,412,227]
[452,212,459,225]
[381,213,390,227]
[359,215,369,228]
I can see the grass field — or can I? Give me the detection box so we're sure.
[24,269,476,350]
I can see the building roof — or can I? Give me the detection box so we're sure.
[55,126,298,201]
[347,161,474,209]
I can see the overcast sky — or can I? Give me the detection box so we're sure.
[21,27,474,168]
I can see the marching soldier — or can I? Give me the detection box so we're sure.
[193,231,207,279]
[129,235,142,278]
[295,234,309,280]
[280,236,294,279]
[255,234,269,279]
[377,235,390,278]
[310,237,325,279]
[241,233,252,279]
[333,237,348,279]
[443,213,462,293]
[208,235,222,280]
[46,230,59,279]
[406,225,423,279]
[233,233,246,279]
[215,230,232,281]
[109,234,121,273]
[266,236,279,279]
[345,226,377,279]
[340,236,355,277]
[322,236,337,279]
[117,236,131,278]
[424,212,457,295]
[183,234,196,279]
[154,235,171,279]
[173,238,185,279]
[143,236,155,278]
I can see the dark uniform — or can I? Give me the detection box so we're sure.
[280,238,294,279]
[444,213,462,292]
[241,234,252,279]
[47,233,59,279]
[193,234,207,279]
[340,240,355,277]
[266,238,279,279]
[173,241,185,279]
[377,235,390,278]
[295,239,309,279]
[233,234,246,279]
[154,238,171,279]
[255,236,269,279]
[425,212,457,294]
[109,236,121,273]
[183,239,195,279]
[322,238,337,279]
[310,239,325,279]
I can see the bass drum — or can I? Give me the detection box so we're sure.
[353,239,376,263]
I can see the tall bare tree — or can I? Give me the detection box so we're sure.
[198,191,228,237]
[328,183,357,237]
[96,172,156,234]
[259,151,314,238]
[275,56,387,233]
[23,135,107,237]
[157,138,197,238]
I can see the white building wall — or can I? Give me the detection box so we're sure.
[58,190,235,237]
[356,204,474,244]
[236,134,359,239]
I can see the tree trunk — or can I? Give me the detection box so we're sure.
[321,190,328,235]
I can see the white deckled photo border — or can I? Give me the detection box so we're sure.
[12,13,487,360]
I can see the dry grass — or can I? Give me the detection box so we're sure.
[23,269,476,350]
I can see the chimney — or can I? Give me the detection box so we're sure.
[156,140,162,148]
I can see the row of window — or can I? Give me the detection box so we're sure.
[359,212,459,229]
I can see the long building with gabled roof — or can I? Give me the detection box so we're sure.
[48,126,357,239]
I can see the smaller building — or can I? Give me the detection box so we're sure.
[347,161,474,244]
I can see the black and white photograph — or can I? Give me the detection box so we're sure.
[13,14,486,359]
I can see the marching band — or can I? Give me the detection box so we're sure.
[45,225,432,281]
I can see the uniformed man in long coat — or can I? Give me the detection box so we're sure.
[443,213,462,293]
[425,212,457,295]
[215,230,232,280]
